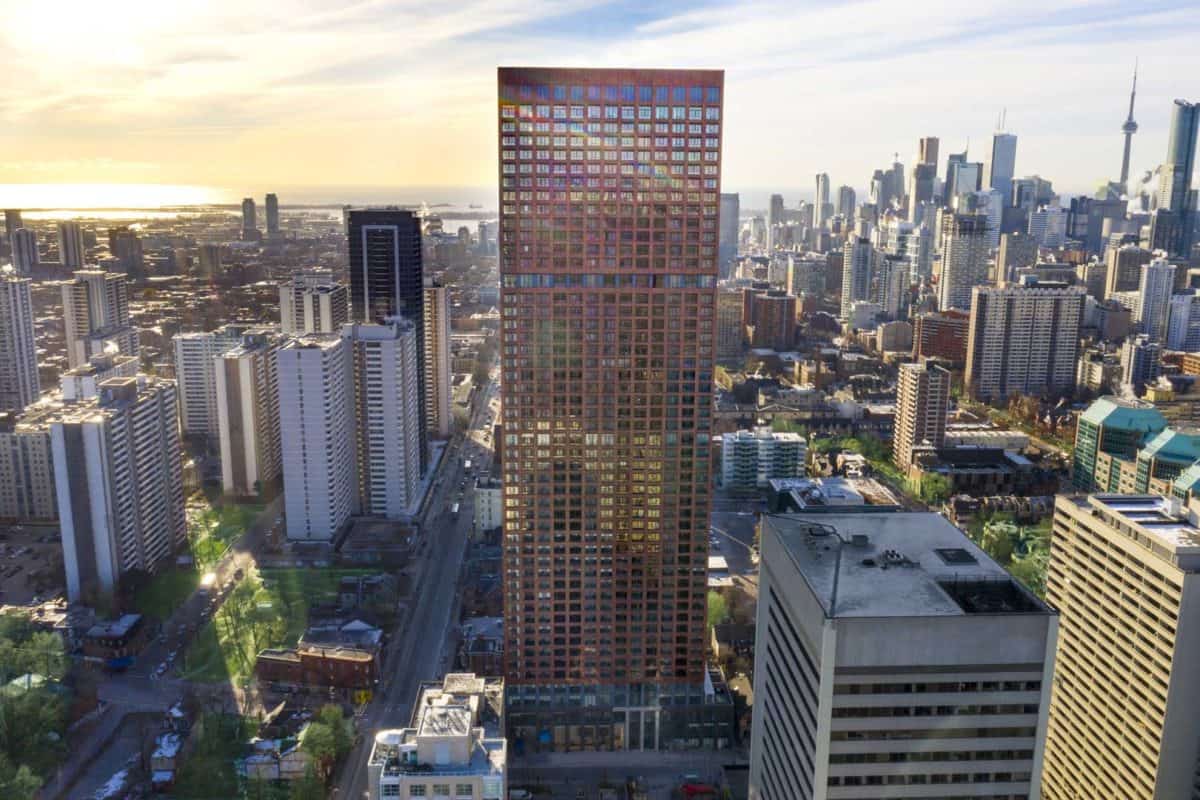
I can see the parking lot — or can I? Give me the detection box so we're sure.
[0,523,63,604]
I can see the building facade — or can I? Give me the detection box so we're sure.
[0,402,58,522]
[498,67,726,749]
[937,212,990,312]
[1073,396,1167,492]
[964,285,1085,402]
[749,512,1056,800]
[720,428,807,489]
[56,221,85,269]
[0,273,39,413]
[51,377,185,603]
[1135,256,1176,342]
[215,330,284,498]
[61,270,139,369]
[423,282,453,439]
[173,324,248,440]
[1043,494,1200,800]
[892,361,950,470]
[911,309,969,365]
[279,270,349,335]
[277,337,353,541]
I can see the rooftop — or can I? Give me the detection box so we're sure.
[765,512,1050,619]
[1079,395,1166,430]
[1082,494,1200,559]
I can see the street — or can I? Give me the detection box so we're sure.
[334,375,498,800]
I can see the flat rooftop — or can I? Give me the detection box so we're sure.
[766,512,1050,618]
[1082,494,1200,557]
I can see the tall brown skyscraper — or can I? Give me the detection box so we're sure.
[498,67,727,750]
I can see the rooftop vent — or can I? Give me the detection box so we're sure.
[935,547,978,566]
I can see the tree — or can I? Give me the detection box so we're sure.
[707,591,730,631]
[300,721,338,783]
[316,705,351,759]
[289,767,325,800]
[918,473,952,506]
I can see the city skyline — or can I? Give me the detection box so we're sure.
[2,1,1198,206]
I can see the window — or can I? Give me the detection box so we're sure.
[455,785,473,797]
[409,787,427,798]
[381,786,400,797]
[432,784,451,796]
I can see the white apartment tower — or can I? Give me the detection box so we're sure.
[1043,494,1200,800]
[937,212,991,312]
[215,330,284,498]
[1167,292,1200,351]
[893,361,950,469]
[172,324,248,439]
[344,320,422,519]
[277,336,353,541]
[0,401,59,523]
[56,221,86,269]
[0,272,39,412]
[1135,256,1177,343]
[60,269,139,369]
[749,512,1056,800]
[279,269,350,335]
[965,284,1085,402]
[423,281,452,439]
[51,377,185,603]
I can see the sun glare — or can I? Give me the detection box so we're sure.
[0,183,226,209]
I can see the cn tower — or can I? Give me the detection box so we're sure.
[1119,61,1138,187]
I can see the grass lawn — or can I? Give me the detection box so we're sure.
[186,499,263,570]
[135,567,200,621]
[179,567,375,684]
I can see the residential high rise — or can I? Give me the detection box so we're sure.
[51,377,185,603]
[279,270,350,335]
[911,309,970,364]
[498,68,725,749]
[172,324,248,440]
[988,130,1018,203]
[60,269,139,368]
[1156,99,1199,256]
[1119,64,1139,187]
[265,192,279,237]
[56,221,85,269]
[277,336,353,541]
[59,352,138,401]
[937,212,990,312]
[10,228,38,275]
[0,403,58,523]
[197,243,222,278]
[3,210,21,243]
[716,289,744,361]
[840,236,873,319]
[241,197,257,238]
[346,208,427,472]
[743,288,795,350]
[1028,204,1066,248]
[719,428,807,489]
[1121,333,1162,395]
[749,512,1056,800]
[893,361,950,469]
[813,173,830,228]
[0,273,39,413]
[766,193,784,251]
[108,225,144,280]
[965,284,1085,402]
[1135,256,1177,342]
[422,281,452,439]
[345,320,422,518]
[718,193,739,277]
[997,231,1039,284]
[835,185,855,219]
[215,330,284,498]
[906,162,936,223]
[1167,292,1200,350]
[1105,244,1154,298]
[1043,494,1200,800]
[1072,396,1166,492]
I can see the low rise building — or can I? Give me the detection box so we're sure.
[255,645,378,691]
[473,475,502,538]
[720,428,808,490]
[367,674,505,800]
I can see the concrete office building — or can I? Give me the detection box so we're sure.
[937,213,990,312]
[172,324,248,440]
[1043,494,1200,800]
[749,512,1056,800]
[720,428,807,489]
[1167,292,1200,351]
[1134,256,1176,342]
[965,284,1085,402]
[277,336,353,541]
[0,402,59,522]
[10,228,38,275]
[56,221,85,269]
[279,270,350,335]
[51,377,185,603]
[0,272,39,413]
[422,281,453,439]
[344,320,422,519]
[893,361,950,470]
[347,207,428,472]
[367,674,506,800]
[1105,244,1153,298]
[498,68,729,749]
[215,330,284,498]
[60,270,139,369]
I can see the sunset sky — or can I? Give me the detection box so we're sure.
[1,0,1197,206]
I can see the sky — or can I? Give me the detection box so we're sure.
[0,0,1197,207]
